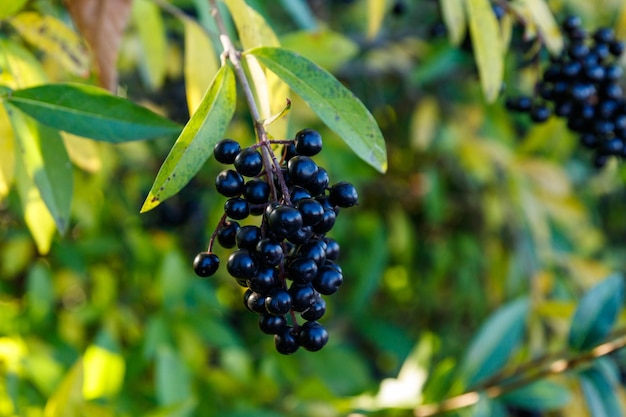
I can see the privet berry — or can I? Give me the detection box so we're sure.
[192,129,358,354]
[504,16,626,168]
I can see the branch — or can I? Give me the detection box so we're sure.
[413,329,626,417]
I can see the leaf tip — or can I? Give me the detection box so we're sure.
[140,193,160,213]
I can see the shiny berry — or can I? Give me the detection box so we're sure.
[267,205,303,239]
[234,147,263,177]
[296,239,327,266]
[298,321,328,352]
[313,264,343,295]
[289,283,317,312]
[247,267,279,294]
[294,128,323,156]
[288,156,319,185]
[301,295,326,321]
[305,167,329,196]
[287,257,318,283]
[259,314,287,335]
[235,225,262,250]
[244,290,267,313]
[224,197,249,220]
[243,178,270,204]
[329,182,358,207]
[215,169,244,197]
[323,237,340,261]
[227,249,257,280]
[275,326,299,354]
[530,105,551,123]
[296,198,325,226]
[214,139,240,164]
[256,238,283,267]
[265,288,292,315]
[217,220,240,248]
[193,252,220,277]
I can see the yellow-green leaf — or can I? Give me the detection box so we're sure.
[0,106,15,199]
[0,0,28,19]
[0,39,48,88]
[83,345,126,399]
[520,0,563,55]
[62,133,102,173]
[367,0,387,40]
[183,19,218,115]
[280,29,359,72]
[132,0,167,90]
[466,0,503,102]
[223,0,288,139]
[141,65,236,212]
[43,359,84,417]
[8,12,90,77]
[247,47,387,172]
[440,0,466,45]
[6,105,73,234]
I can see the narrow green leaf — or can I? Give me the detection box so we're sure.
[280,29,359,72]
[6,104,72,234]
[459,297,529,387]
[568,274,624,351]
[247,46,387,172]
[6,83,181,142]
[141,65,236,212]
[502,380,572,410]
[0,0,28,19]
[132,0,167,90]
[521,0,563,55]
[466,0,503,102]
[580,365,623,417]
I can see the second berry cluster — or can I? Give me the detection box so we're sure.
[193,128,358,354]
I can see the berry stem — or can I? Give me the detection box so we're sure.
[208,0,292,204]
[207,212,229,252]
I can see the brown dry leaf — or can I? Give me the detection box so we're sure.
[64,0,133,91]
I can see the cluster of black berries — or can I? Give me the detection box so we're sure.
[506,16,626,167]
[192,129,358,354]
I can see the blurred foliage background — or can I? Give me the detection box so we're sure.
[3,0,626,416]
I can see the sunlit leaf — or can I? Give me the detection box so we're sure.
[13,155,56,254]
[247,46,387,172]
[8,12,90,77]
[520,0,563,55]
[0,39,48,88]
[502,380,572,410]
[7,83,181,142]
[568,274,624,351]
[367,0,387,40]
[440,0,466,45]
[132,0,167,90]
[6,105,72,234]
[280,29,359,72]
[66,0,133,91]
[83,345,126,399]
[43,359,84,417]
[62,133,102,173]
[141,65,236,212]
[466,0,503,102]
[183,19,218,114]
[223,0,288,139]
[0,106,15,198]
[459,297,529,387]
[0,0,28,19]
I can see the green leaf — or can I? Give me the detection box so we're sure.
[6,104,72,234]
[132,0,167,90]
[502,380,571,410]
[520,0,563,55]
[459,298,529,387]
[141,65,236,212]
[568,274,624,351]
[26,260,54,321]
[580,365,623,417]
[247,46,387,172]
[465,0,504,102]
[6,83,181,142]
[155,346,192,407]
[0,0,28,19]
